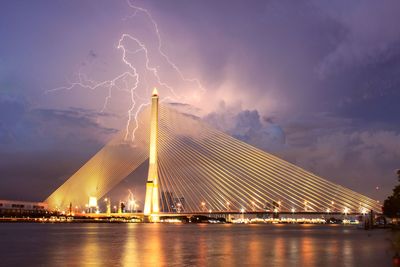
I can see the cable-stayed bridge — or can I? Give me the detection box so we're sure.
[46,91,381,217]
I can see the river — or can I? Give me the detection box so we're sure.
[0,223,393,266]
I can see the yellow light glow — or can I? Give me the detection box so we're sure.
[361,207,367,214]
[144,90,160,216]
[88,196,97,208]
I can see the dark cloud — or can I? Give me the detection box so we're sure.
[0,94,117,200]
[279,129,400,201]
[205,103,286,153]
[205,105,399,201]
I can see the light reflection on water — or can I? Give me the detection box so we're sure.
[0,223,392,266]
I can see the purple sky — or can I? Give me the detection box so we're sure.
[0,0,399,203]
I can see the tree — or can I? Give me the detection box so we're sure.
[383,170,400,218]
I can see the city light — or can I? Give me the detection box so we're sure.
[177,203,182,213]
[343,207,349,215]
[88,197,97,208]
[361,207,367,215]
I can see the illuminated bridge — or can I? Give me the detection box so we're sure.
[46,89,381,218]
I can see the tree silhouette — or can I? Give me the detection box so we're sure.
[383,170,400,218]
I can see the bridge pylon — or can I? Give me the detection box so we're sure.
[143,88,160,221]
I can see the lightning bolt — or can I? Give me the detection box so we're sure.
[126,0,205,94]
[46,1,205,144]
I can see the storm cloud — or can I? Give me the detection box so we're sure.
[0,0,399,202]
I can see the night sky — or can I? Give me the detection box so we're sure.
[0,0,399,203]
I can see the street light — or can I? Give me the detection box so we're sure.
[361,207,367,215]
[104,197,111,214]
[177,202,182,213]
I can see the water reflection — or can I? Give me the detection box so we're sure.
[342,239,354,267]
[300,237,313,266]
[0,224,392,266]
[221,227,233,266]
[81,226,101,266]
[247,231,262,265]
[123,224,139,265]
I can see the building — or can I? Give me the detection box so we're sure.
[0,200,48,216]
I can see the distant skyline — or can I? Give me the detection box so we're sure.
[0,0,399,202]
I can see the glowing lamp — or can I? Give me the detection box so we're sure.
[89,196,97,208]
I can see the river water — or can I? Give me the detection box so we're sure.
[0,223,393,266]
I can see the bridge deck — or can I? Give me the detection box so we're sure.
[78,211,375,219]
